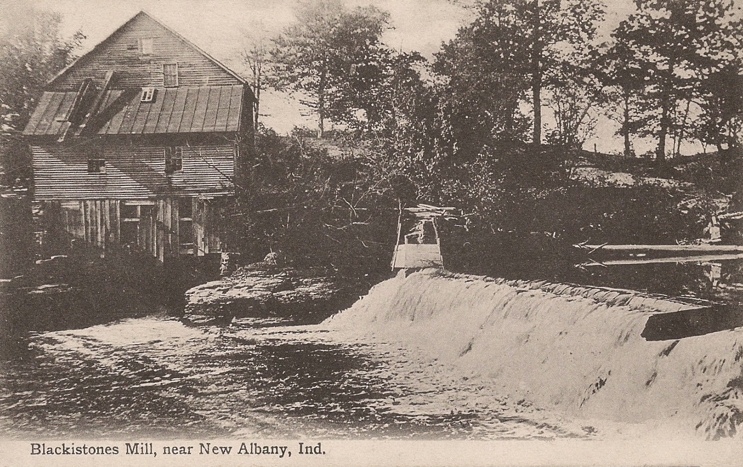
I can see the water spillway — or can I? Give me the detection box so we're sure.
[325,269,743,439]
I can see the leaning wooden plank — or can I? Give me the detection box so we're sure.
[580,253,743,267]
[575,244,743,252]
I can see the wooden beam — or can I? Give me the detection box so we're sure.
[575,244,743,253]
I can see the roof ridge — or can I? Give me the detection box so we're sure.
[46,10,248,88]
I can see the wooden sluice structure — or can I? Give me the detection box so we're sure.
[391,204,457,271]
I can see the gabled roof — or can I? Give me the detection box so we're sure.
[47,10,247,88]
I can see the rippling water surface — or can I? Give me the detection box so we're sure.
[3,259,742,441]
[0,316,579,440]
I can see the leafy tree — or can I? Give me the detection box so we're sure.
[435,0,604,150]
[240,25,270,131]
[694,59,743,157]
[268,0,390,137]
[0,3,83,186]
[613,0,742,164]
[0,4,83,133]
[596,39,651,158]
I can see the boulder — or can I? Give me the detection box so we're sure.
[183,264,358,324]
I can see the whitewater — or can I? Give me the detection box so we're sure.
[324,269,743,440]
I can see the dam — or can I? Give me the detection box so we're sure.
[2,262,743,441]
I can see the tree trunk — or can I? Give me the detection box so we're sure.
[623,90,631,158]
[675,99,691,157]
[531,0,542,147]
[318,62,327,139]
[254,84,260,131]
[656,62,676,165]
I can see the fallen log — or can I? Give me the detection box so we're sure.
[574,243,743,253]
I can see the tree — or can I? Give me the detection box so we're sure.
[240,25,270,131]
[268,0,390,137]
[0,3,83,186]
[434,0,604,149]
[544,76,602,149]
[613,0,742,164]
[597,39,651,158]
[694,57,743,157]
[434,12,531,156]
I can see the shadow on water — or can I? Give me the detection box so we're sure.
[642,304,743,341]
[464,243,743,340]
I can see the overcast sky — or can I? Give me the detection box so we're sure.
[23,0,656,153]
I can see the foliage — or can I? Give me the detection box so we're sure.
[0,3,83,186]
[434,0,605,147]
[693,60,743,154]
[215,126,399,279]
[268,0,390,137]
[0,4,84,133]
[612,0,743,162]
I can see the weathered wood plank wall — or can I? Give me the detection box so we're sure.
[32,143,235,200]
[54,197,222,260]
[50,14,241,91]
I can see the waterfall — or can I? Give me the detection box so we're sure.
[325,269,743,439]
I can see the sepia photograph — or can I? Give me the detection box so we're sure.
[0,0,742,465]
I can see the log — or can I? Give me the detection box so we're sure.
[580,253,743,267]
[574,244,743,253]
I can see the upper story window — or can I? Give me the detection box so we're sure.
[141,87,155,103]
[165,147,183,174]
[138,38,153,55]
[163,63,179,87]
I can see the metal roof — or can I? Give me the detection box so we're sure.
[23,85,244,136]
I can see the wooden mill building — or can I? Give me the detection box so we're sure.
[23,11,254,262]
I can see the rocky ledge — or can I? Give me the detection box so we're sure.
[183,263,360,325]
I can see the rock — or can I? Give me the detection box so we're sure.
[183,263,357,324]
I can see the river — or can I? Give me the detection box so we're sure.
[1,259,742,441]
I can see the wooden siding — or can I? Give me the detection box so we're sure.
[55,197,222,260]
[49,13,242,91]
[32,142,235,200]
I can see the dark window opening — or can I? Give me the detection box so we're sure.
[120,203,138,219]
[87,159,105,173]
[178,197,192,218]
[179,220,194,244]
[120,222,138,246]
[165,147,183,174]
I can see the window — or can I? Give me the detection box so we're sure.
[138,38,153,55]
[163,63,178,87]
[165,147,183,174]
[87,159,106,174]
[141,87,155,103]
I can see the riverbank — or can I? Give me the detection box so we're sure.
[0,246,218,342]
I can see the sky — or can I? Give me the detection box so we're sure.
[10,0,666,153]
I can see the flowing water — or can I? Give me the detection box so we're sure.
[1,259,743,441]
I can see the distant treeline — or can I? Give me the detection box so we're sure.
[252,0,742,162]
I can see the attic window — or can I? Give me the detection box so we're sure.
[165,147,183,174]
[138,38,153,55]
[141,87,155,103]
[163,63,179,87]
